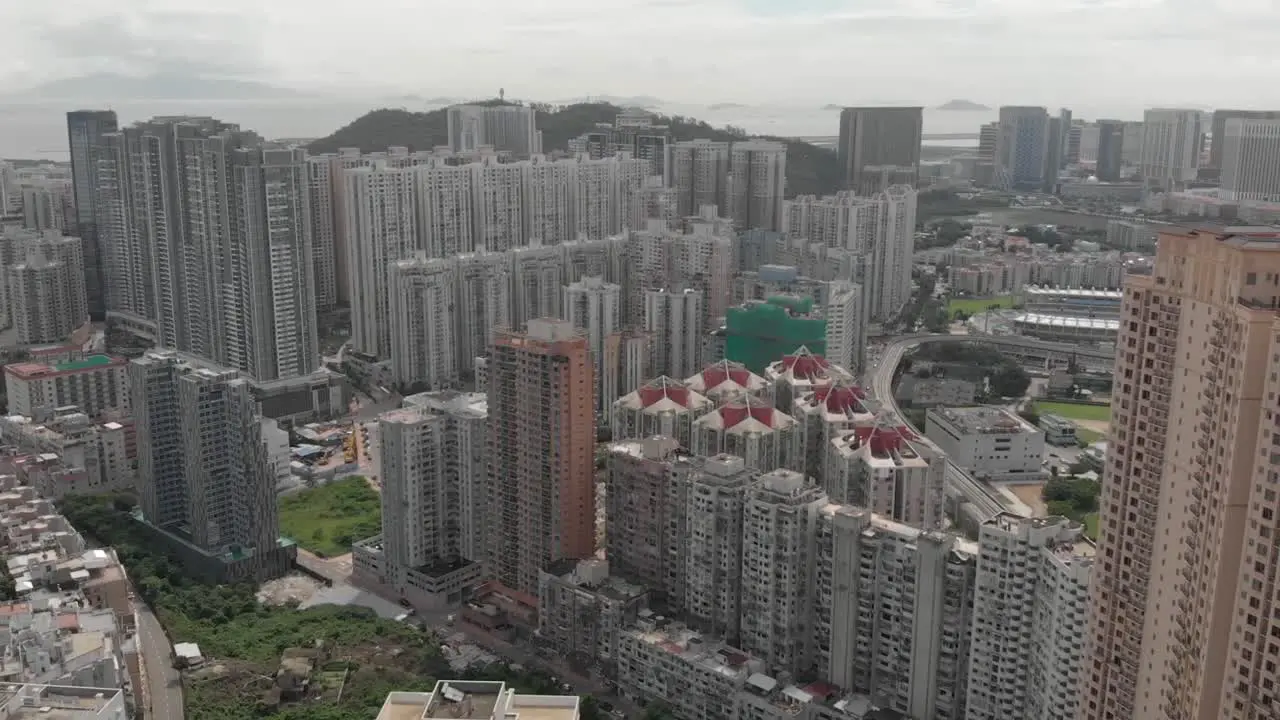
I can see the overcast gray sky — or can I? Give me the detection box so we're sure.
[4,0,1279,108]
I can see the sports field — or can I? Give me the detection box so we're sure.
[947,295,1019,315]
[1034,401,1111,423]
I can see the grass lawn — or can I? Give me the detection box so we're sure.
[279,476,380,557]
[1075,427,1103,445]
[1035,401,1112,423]
[947,295,1019,315]
[1083,512,1099,540]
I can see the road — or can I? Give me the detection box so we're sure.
[136,602,184,720]
[866,334,1020,520]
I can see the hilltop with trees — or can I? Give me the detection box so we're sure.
[305,100,844,197]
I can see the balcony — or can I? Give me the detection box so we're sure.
[1239,296,1280,311]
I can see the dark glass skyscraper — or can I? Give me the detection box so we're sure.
[66,109,118,319]
[837,107,923,195]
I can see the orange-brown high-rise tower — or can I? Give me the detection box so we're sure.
[1083,226,1280,720]
[486,318,596,605]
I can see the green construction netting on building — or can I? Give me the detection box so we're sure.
[724,296,827,373]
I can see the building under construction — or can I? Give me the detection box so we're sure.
[723,296,827,373]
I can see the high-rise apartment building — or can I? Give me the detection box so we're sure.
[995,106,1050,190]
[130,350,293,580]
[510,244,565,329]
[573,111,673,185]
[454,251,512,375]
[670,140,731,218]
[563,275,622,414]
[822,422,945,529]
[976,122,999,187]
[486,319,595,603]
[739,469,828,675]
[1095,119,1127,182]
[690,396,799,473]
[94,118,318,381]
[605,436,688,596]
[1209,109,1280,175]
[389,255,458,390]
[66,109,118,318]
[966,514,1092,720]
[2,230,89,340]
[7,252,82,344]
[20,180,74,234]
[447,104,540,157]
[783,188,917,323]
[1219,118,1280,202]
[645,288,704,379]
[611,376,713,448]
[728,141,787,232]
[681,453,759,642]
[1082,226,1280,720]
[1139,108,1202,189]
[356,392,487,608]
[813,506,975,719]
[836,107,923,195]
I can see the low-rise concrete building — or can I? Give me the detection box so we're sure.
[538,558,649,668]
[925,406,1044,481]
[1039,413,1078,446]
[3,355,130,420]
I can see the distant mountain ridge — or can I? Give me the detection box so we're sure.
[5,73,312,101]
[304,101,844,197]
[936,99,991,111]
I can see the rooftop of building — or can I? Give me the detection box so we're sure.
[822,504,979,558]
[607,436,686,464]
[624,619,760,680]
[985,512,1096,561]
[542,558,647,603]
[684,360,768,394]
[795,383,871,419]
[616,377,711,413]
[928,406,1039,435]
[0,683,122,719]
[1014,313,1120,331]
[403,390,488,419]
[4,355,123,380]
[1022,285,1123,299]
[696,397,795,432]
[377,681,578,720]
[830,424,929,467]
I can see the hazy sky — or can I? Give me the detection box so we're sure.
[5,0,1280,108]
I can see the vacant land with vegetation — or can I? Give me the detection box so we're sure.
[61,494,607,720]
[279,477,380,557]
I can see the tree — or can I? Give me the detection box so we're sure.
[988,365,1031,397]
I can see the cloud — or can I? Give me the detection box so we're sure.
[2,0,1280,111]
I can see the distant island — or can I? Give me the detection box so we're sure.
[305,100,843,197]
[708,103,747,111]
[822,104,843,111]
[937,99,991,111]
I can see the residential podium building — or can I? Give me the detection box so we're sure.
[351,392,487,609]
[129,350,294,582]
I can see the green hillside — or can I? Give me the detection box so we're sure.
[305,100,843,197]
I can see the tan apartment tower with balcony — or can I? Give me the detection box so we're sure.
[486,318,595,606]
[1082,226,1280,720]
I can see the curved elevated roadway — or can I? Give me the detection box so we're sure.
[867,333,1115,521]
